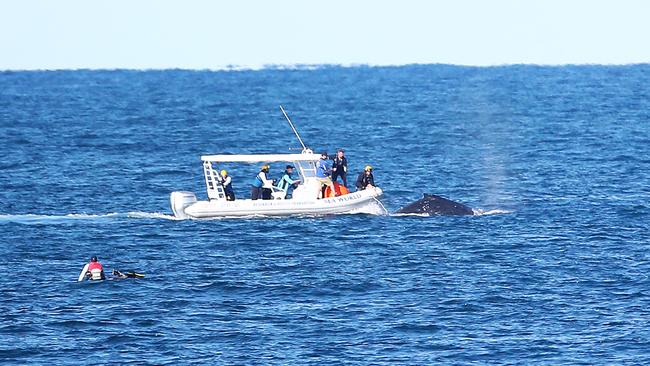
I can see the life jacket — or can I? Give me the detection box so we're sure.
[324,182,350,197]
[88,262,103,280]
[252,172,265,187]
[277,172,292,191]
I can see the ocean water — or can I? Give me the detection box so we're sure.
[1,65,649,364]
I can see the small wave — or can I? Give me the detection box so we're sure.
[390,209,512,217]
[390,212,431,217]
[0,211,178,224]
[125,212,179,220]
[0,213,118,222]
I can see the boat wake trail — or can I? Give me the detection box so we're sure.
[0,211,179,224]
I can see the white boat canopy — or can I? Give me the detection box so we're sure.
[201,153,321,163]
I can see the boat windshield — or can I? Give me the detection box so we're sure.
[295,160,317,178]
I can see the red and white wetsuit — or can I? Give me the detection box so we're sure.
[86,262,104,280]
[88,262,103,272]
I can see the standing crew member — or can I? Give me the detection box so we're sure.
[276,165,301,199]
[78,256,105,281]
[355,165,375,191]
[316,151,336,198]
[251,165,273,200]
[219,169,235,201]
[331,149,348,187]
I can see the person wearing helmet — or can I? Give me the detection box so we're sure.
[355,165,375,191]
[331,149,348,187]
[77,256,106,281]
[251,165,274,200]
[316,151,336,198]
[276,165,301,199]
[218,169,235,201]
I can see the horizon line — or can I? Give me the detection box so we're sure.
[2,62,650,72]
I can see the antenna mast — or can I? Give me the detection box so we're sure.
[280,105,308,151]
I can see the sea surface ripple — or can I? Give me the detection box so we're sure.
[1,65,650,364]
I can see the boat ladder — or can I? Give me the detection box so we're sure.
[203,161,227,201]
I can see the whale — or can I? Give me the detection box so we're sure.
[395,194,474,216]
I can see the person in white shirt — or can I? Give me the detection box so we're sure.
[219,169,235,201]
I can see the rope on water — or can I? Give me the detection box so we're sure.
[372,196,390,216]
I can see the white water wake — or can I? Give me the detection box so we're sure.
[0,207,510,224]
[348,201,390,216]
[0,211,179,224]
[390,208,512,217]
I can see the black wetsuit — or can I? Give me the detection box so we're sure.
[331,156,348,187]
[355,172,375,191]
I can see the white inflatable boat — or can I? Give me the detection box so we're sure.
[170,107,383,219]
[170,150,383,219]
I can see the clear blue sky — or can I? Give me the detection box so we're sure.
[1,0,649,70]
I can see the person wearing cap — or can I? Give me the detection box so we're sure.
[331,149,348,187]
[251,165,274,200]
[78,256,105,281]
[355,165,375,191]
[276,165,301,199]
[218,169,235,201]
[316,151,336,198]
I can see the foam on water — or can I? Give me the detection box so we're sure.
[0,211,178,224]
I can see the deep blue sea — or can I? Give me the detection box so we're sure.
[1,65,650,364]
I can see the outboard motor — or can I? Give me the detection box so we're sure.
[170,191,197,219]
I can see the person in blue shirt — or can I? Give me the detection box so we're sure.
[276,165,301,199]
[316,151,336,198]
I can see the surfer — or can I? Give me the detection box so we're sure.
[77,256,105,281]
[355,165,375,191]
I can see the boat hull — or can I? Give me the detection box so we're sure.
[179,187,383,218]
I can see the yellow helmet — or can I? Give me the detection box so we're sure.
[364,165,373,171]
[220,169,228,176]
[261,165,270,171]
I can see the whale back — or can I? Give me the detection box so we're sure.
[396,194,474,216]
